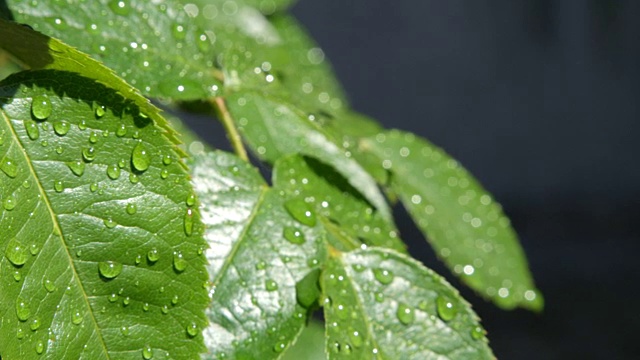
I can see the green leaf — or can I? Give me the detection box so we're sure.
[282,320,326,360]
[0,18,186,153]
[3,0,223,100]
[273,155,405,252]
[362,130,542,310]
[191,151,327,359]
[322,247,495,360]
[0,70,208,359]
[227,91,392,222]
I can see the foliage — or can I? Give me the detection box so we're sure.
[0,1,541,359]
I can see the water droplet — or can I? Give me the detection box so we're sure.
[283,226,305,245]
[35,340,45,354]
[120,326,130,336]
[108,293,119,303]
[3,195,16,210]
[173,252,187,272]
[31,95,51,120]
[142,344,153,359]
[126,203,137,215]
[284,199,316,226]
[6,238,28,266]
[13,271,21,281]
[99,261,123,279]
[147,248,160,263]
[265,279,278,291]
[90,183,98,192]
[436,296,457,321]
[349,329,363,348]
[162,154,172,165]
[16,327,25,339]
[53,120,70,136]
[53,180,64,193]
[186,193,196,207]
[103,218,117,228]
[43,279,56,293]
[172,23,186,40]
[160,169,169,179]
[186,322,198,337]
[16,297,31,321]
[107,164,121,180]
[25,120,40,140]
[123,296,131,306]
[67,161,85,176]
[71,310,83,325]
[29,243,40,256]
[1,158,18,178]
[373,268,394,285]
[184,208,193,236]
[471,325,484,340]
[116,124,127,137]
[142,302,150,311]
[161,305,169,314]
[132,142,151,172]
[88,131,99,144]
[94,104,106,118]
[171,294,179,305]
[396,303,415,325]
[82,147,96,162]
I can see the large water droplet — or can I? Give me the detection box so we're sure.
[142,344,153,359]
[107,164,121,180]
[25,120,40,140]
[436,296,457,321]
[373,268,394,285]
[284,199,316,227]
[99,261,123,279]
[31,95,52,120]
[6,238,28,266]
[396,303,415,325]
[1,158,18,178]
[283,226,305,245]
[53,120,70,136]
[132,142,150,172]
[67,161,85,176]
[173,252,187,272]
[16,297,31,321]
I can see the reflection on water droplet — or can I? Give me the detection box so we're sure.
[116,124,127,137]
[43,279,56,293]
[436,296,457,321]
[31,95,51,120]
[72,310,83,325]
[471,325,484,340]
[99,261,123,279]
[53,120,70,136]
[126,203,137,215]
[396,303,415,325]
[35,340,45,354]
[132,142,151,172]
[54,180,64,193]
[373,268,394,285]
[3,195,16,210]
[94,104,105,118]
[107,164,121,180]
[142,344,153,359]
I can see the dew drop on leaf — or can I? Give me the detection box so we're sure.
[147,248,160,263]
[186,193,196,207]
[283,226,305,245]
[25,120,40,140]
[82,147,96,162]
[107,164,121,180]
[99,261,123,279]
[126,203,137,215]
[94,104,106,118]
[173,252,187,272]
[129,173,139,184]
[1,158,18,178]
[16,328,24,340]
[3,195,16,210]
[471,325,484,340]
[120,326,130,336]
[255,261,266,270]
[43,279,56,293]
[13,271,21,282]
[54,180,64,193]
[132,142,151,172]
[6,238,28,266]
[67,161,85,176]
[116,124,127,137]
[29,316,41,331]
[265,279,278,292]
[31,94,51,120]
[53,120,70,136]
[162,154,172,165]
[15,297,31,321]
[142,344,153,359]
[273,342,286,353]
[186,322,198,337]
[35,340,45,354]
[396,303,415,325]
[103,218,117,228]
[284,198,316,226]
[184,208,193,236]
[436,295,457,321]
[160,169,169,179]
[373,268,394,285]
[348,329,363,348]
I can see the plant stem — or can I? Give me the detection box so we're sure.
[211,97,249,162]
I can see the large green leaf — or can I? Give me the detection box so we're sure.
[362,130,542,310]
[322,247,494,360]
[3,0,222,100]
[273,155,405,252]
[191,151,327,359]
[226,91,392,222]
[0,70,208,359]
[282,320,325,360]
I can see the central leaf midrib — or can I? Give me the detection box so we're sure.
[1,108,111,359]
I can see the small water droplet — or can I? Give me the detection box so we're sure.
[35,340,45,354]
[162,154,172,165]
[108,293,119,303]
[161,305,169,314]
[126,203,137,215]
[6,238,28,266]
[265,279,278,292]
[99,261,123,279]
[1,158,18,178]
[373,268,394,285]
[53,180,64,193]
[31,95,52,120]
[13,270,21,281]
[107,164,121,180]
[129,173,139,184]
[186,193,196,207]
[120,326,130,336]
[103,218,117,228]
[82,147,96,162]
[94,104,106,118]
[396,303,415,325]
[273,341,286,353]
[3,195,16,210]
[16,297,31,321]
[173,252,187,272]
[255,261,266,270]
[142,344,153,359]
[184,208,193,236]
[43,279,56,293]
[160,169,169,179]
[349,329,363,348]
[147,248,159,263]
[89,183,98,192]
[72,310,83,325]
[436,296,457,321]
[471,325,484,340]
[186,322,198,337]
[25,120,40,140]
[16,327,25,340]
[67,161,85,176]
[29,243,40,256]
[283,226,305,245]
[116,124,127,137]
[132,142,151,172]
[284,199,316,226]
[143,302,150,311]
[53,120,70,136]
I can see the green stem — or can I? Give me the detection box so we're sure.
[211,97,249,162]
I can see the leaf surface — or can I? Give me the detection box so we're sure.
[322,247,495,360]
[191,151,326,359]
[0,70,208,359]
[362,130,542,310]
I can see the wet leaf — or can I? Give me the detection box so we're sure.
[362,130,542,310]
[322,247,495,359]
[0,70,208,359]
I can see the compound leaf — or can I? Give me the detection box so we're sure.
[0,70,208,359]
[362,130,542,310]
[322,247,495,360]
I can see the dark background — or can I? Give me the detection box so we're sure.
[193,1,640,359]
